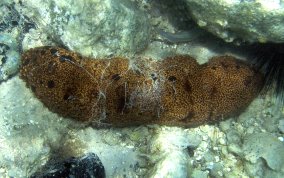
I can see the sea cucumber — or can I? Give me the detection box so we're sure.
[20,46,263,127]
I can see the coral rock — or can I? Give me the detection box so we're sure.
[20,47,263,127]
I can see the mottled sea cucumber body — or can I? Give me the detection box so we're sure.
[20,47,263,127]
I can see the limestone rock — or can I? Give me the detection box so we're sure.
[0,34,20,81]
[185,0,284,43]
[243,132,284,171]
[20,0,150,57]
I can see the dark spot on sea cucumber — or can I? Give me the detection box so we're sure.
[117,97,126,113]
[134,69,142,75]
[59,55,73,62]
[186,112,194,119]
[63,88,75,101]
[22,58,30,66]
[47,61,57,73]
[168,76,177,82]
[184,81,192,93]
[63,93,72,100]
[47,80,55,88]
[112,74,121,81]
[189,97,194,105]
[220,62,228,69]
[78,55,83,59]
[50,48,58,56]
[207,110,213,120]
[181,111,194,122]
[90,89,98,98]
[210,87,218,98]
[31,85,36,92]
[244,76,252,86]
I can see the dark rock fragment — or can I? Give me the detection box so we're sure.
[30,153,105,178]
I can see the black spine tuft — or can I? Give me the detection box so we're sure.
[250,43,284,100]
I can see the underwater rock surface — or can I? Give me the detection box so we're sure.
[20,46,263,127]
[0,34,20,81]
[20,0,150,57]
[243,133,284,172]
[0,2,36,82]
[185,0,284,43]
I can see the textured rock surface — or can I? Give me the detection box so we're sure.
[20,0,150,57]
[148,127,201,177]
[185,0,284,43]
[0,34,20,81]
[0,2,35,82]
[243,133,284,172]
[0,3,20,82]
[20,47,263,127]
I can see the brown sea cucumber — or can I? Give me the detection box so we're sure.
[20,47,263,127]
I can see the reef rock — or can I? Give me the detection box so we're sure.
[185,0,284,43]
[0,34,20,81]
[20,0,150,57]
[20,46,263,127]
[243,133,284,172]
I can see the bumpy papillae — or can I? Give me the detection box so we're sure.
[20,47,263,127]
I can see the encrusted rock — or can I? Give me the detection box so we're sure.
[0,34,20,81]
[185,0,284,43]
[243,132,284,171]
[20,0,150,57]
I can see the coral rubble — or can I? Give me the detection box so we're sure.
[20,47,263,127]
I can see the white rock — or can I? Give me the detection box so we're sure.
[243,132,284,171]
[0,76,79,177]
[191,169,208,178]
[151,151,190,178]
[184,0,284,43]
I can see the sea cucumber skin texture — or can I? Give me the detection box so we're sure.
[20,47,263,127]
